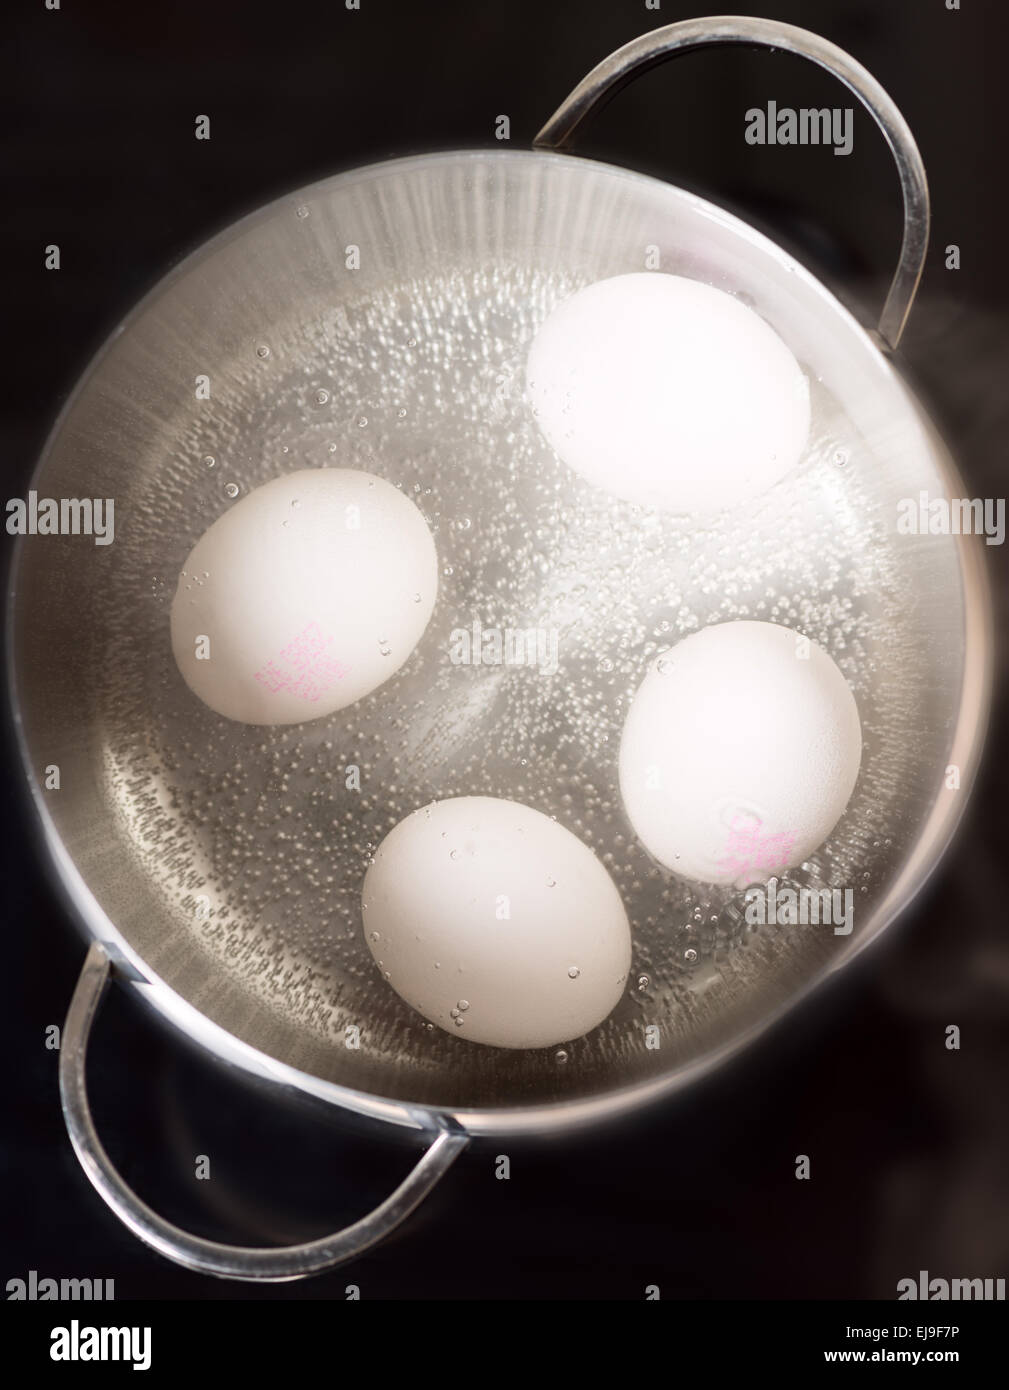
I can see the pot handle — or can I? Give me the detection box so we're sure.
[59,942,469,1282]
[534,15,929,351]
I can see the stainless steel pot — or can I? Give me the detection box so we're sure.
[7,17,992,1280]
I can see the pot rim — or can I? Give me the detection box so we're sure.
[6,147,994,1139]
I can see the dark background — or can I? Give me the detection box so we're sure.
[2,0,1007,1300]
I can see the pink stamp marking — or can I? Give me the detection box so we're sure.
[254,621,350,702]
[715,812,797,881]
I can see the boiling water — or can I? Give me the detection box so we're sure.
[97,259,933,1104]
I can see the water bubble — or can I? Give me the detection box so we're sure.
[546,877,556,888]
[201,454,216,469]
[412,592,422,603]
[456,516,471,531]
[357,416,368,428]
[224,482,240,499]
[397,407,407,418]
[255,344,270,359]
[833,448,850,467]
[599,657,613,672]
[455,1017,464,1027]
[378,639,391,656]
[457,1000,469,1011]
[295,204,310,219]
[555,1050,569,1065]
[637,974,650,991]
[684,948,698,964]
[314,388,330,406]
[567,966,580,979]
[369,931,380,943]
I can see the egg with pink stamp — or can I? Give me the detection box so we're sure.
[170,468,437,724]
[618,621,863,885]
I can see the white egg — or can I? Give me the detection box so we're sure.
[526,272,810,514]
[170,468,437,724]
[618,621,862,885]
[362,797,632,1049]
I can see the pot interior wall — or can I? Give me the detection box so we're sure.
[12,151,969,1109]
